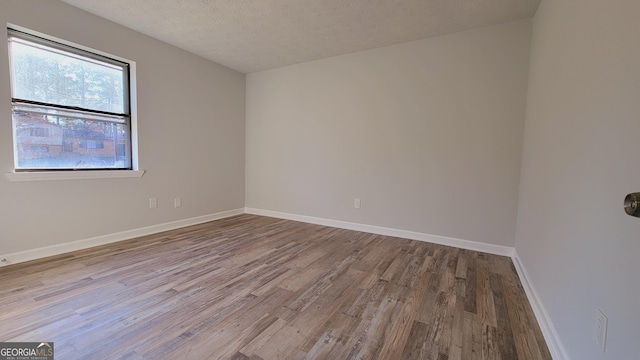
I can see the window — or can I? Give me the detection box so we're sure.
[79,140,105,149]
[30,127,48,137]
[8,28,133,171]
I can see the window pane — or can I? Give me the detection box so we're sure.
[13,111,130,170]
[9,37,126,114]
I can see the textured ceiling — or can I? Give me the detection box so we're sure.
[58,0,541,73]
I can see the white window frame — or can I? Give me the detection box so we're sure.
[5,25,143,182]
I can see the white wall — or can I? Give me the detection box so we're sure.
[0,1,245,256]
[246,20,531,247]
[516,0,640,358]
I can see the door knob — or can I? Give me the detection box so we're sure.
[624,193,640,217]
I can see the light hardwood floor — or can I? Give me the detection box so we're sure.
[0,215,551,359]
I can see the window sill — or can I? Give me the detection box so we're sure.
[5,170,145,182]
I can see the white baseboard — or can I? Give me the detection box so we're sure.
[245,208,571,358]
[512,251,569,360]
[0,208,244,267]
[1,205,566,360]
[244,207,514,257]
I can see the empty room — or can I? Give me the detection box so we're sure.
[0,0,638,359]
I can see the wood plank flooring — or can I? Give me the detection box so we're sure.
[0,214,551,359]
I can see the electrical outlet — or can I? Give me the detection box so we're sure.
[149,197,157,209]
[354,198,361,209]
[174,198,181,208]
[595,309,608,352]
